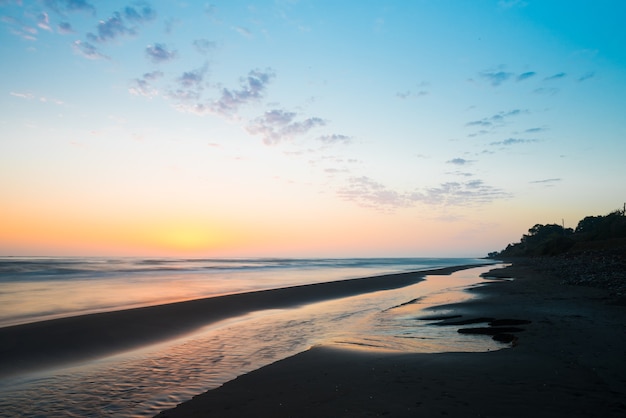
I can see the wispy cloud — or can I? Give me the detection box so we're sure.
[466,109,527,128]
[234,26,252,37]
[247,109,325,145]
[44,0,96,15]
[479,70,514,86]
[164,65,209,102]
[123,3,156,23]
[577,71,595,82]
[58,21,74,33]
[10,91,35,100]
[523,127,548,134]
[87,12,135,42]
[145,43,177,63]
[338,176,414,210]
[396,84,430,99]
[208,69,275,116]
[177,65,208,88]
[129,71,163,98]
[193,38,216,54]
[530,178,561,184]
[420,180,510,206]
[533,87,559,96]
[86,4,155,42]
[544,72,566,81]
[517,71,536,81]
[10,91,63,105]
[37,12,52,31]
[73,40,107,59]
[490,138,538,146]
[317,134,352,145]
[338,176,509,210]
[446,158,473,165]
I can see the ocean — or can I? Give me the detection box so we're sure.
[0,257,501,417]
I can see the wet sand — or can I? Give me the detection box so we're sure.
[0,264,480,378]
[156,263,626,418]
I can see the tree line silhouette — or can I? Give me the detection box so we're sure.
[489,206,626,257]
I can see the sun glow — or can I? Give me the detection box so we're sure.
[147,223,224,254]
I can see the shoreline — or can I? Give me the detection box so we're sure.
[156,261,626,417]
[0,263,485,378]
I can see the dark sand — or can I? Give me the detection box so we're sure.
[0,264,479,378]
[156,263,626,418]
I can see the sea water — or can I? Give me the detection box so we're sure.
[0,257,499,417]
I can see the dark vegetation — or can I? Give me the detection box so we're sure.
[488,206,626,298]
[489,207,626,258]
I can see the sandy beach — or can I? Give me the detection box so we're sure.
[156,261,626,418]
[0,264,479,378]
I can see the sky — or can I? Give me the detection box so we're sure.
[1,0,625,258]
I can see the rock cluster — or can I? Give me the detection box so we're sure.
[514,246,626,299]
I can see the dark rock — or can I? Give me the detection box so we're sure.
[457,327,525,335]
[492,333,518,343]
[435,317,495,326]
[489,319,532,326]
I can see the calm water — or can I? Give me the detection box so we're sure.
[0,258,500,417]
[0,257,491,327]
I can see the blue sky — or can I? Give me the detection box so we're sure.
[1,0,625,257]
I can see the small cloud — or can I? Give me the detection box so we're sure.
[143,70,164,81]
[466,109,526,128]
[337,176,509,211]
[337,176,413,210]
[533,87,559,96]
[164,17,180,34]
[84,4,155,44]
[396,89,429,99]
[145,43,177,63]
[204,4,217,16]
[317,134,352,144]
[247,108,326,145]
[10,91,35,99]
[73,40,107,59]
[45,0,96,15]
[87,12,135,42]
[58,21,74,34]
[234,26,251,37]
[544,72,566,81]
[577,71,595,82]
[193,38,216,54]
[517,71,536,81]
[178,65,207,88]
[37,12,52,31]
[123,3,156,23]
[129,71,163,98]
[479,70,514,86]
[490,138,538,146]
[209,69,275,116]
[447,158,472,165]
[530,178,561,184]
[524,127,547,133]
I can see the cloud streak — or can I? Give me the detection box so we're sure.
[207,69,275,116]
[73,40,107,59]
[338,176,509,210]
[44,0,96,15]
[490,138,538,146]
[466,109,527,128]
[479,70,514,86]
[544,72,566,81]
[145,43,177,63]
[247,109,326,145]
[129,71,163,98]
